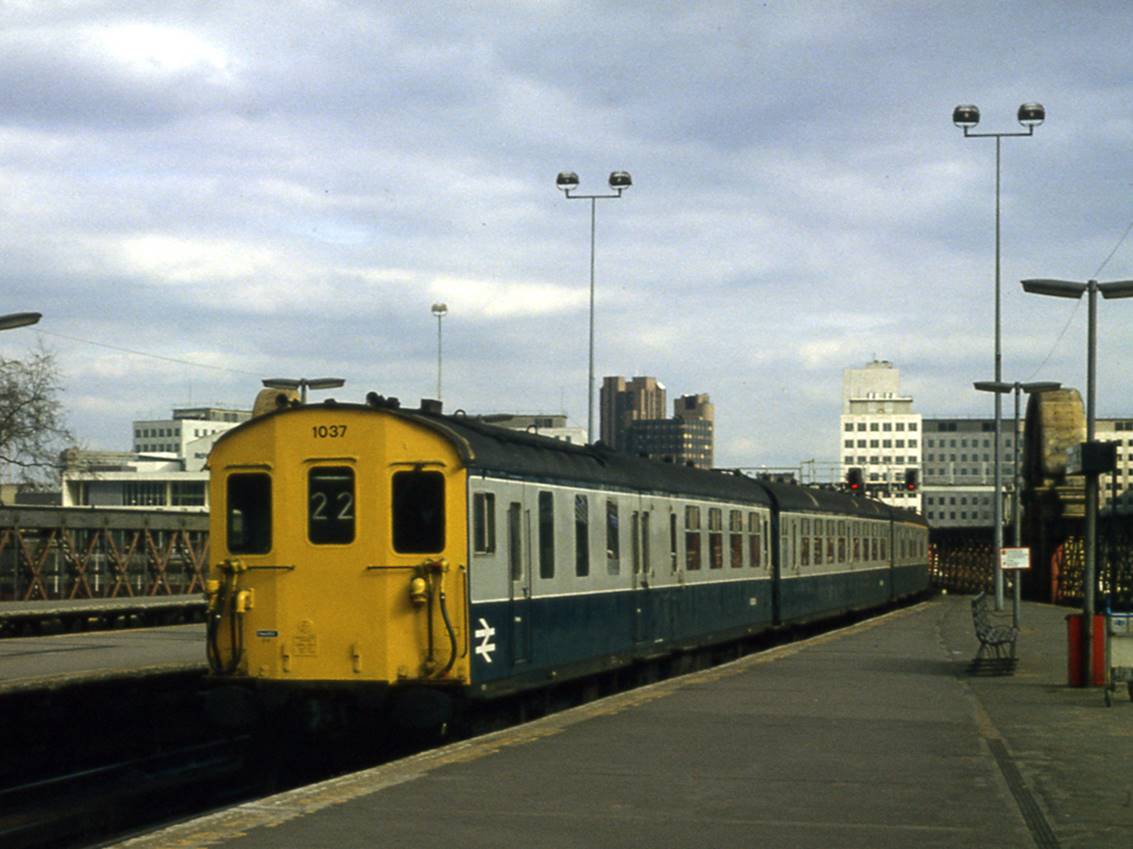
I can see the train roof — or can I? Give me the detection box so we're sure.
[398,408,775,506]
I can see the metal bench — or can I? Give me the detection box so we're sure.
[970,591,1017,675]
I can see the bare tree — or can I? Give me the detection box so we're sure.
[0,344,73,485]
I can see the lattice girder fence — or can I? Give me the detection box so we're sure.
[0,507,209,601]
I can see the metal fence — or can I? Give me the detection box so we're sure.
[0,507,209,601]
[930,519,1133,609]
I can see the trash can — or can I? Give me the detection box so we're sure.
[1066,613,1107,686]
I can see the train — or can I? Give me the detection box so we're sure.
[204,393,930,731]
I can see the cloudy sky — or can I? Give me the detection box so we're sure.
[3,1,1133,471]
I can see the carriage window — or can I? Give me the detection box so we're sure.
[685,505,701,571]
[632,512,641,574]
[575,495,590,577]
[708,508,723,569]
[309,467,355,544]
[227,473,271,554]
[392,471,444,553]
[538,490,555,579]
[748,512,761,568]
[606,499,620,575]
[729,510,743,568]
[508,502,522,581]
[669,512,679,573]
[641,511,651,575]
[473,492,496,554]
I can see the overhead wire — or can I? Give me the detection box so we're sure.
[33,329,263,378]
[1023,220,1133,381]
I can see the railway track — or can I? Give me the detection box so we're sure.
[0,738,252,849]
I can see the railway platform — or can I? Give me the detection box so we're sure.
[0,595,205,637]
[0,622,204,694]
[121,594,1133,849]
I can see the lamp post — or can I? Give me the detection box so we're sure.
[431,302,448,402]
[1022,276,1133,683]
[973,379,1062,627]
[953,102,1045,610]
[262,376,345,404]
[555,170,632,443]
[0,312,41,331]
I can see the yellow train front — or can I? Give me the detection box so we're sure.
[205,396,471,730]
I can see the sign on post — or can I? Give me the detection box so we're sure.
[1000,547,1031,571]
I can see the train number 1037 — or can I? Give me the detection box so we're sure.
[312,425,348,438]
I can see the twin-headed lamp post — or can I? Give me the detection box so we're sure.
[953,102,1045,610]
[262,376,345,404]
[1022,277,1133,682]
[556,170,632,444]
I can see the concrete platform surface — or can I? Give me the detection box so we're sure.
[0,623,205,693]
[120,596,1133,849]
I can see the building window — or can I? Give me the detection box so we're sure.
[171,482,205,507]
[124,482,165,506]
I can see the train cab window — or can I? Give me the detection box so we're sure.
[606,499,621,575]
[685,506,701,571]
[575,495,590,578]
[392,471,445,553]
[227,473,271,554]
[538,491,555,579]
[708,508,723,569]
[308,467,355,545]
[729,510,743,568]
[473,492,496,554]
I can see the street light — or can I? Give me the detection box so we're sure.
[973,379,1061,626]
[431,303,448,402]
[0,312,41,331]
[262,376,345,404]
[1022,276,1133,683]
[953,101,1045,610]
[556,170,632,443]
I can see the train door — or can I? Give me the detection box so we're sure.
[632,504,654,645]
[507,499,533,665]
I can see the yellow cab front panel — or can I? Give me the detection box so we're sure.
[207,405,469,688]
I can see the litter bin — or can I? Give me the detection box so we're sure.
[1066,613,1107,686]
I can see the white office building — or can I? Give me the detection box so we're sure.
[61,406,251,511]
[839,360,922,512]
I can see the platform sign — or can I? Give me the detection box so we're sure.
[1000,547,1031,571]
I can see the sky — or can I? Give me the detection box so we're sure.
[3,0,1133,473]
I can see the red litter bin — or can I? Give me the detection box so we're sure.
[1066,613,1107,686]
